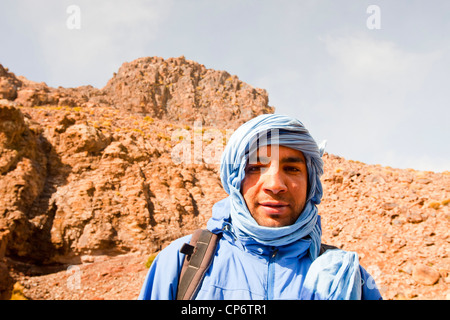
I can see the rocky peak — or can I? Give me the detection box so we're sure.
[1,56,273,129]
[102,56,273,127]
[0,65,22,101]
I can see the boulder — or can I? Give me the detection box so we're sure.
[412,264,440,286]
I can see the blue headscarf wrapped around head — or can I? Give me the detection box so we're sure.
[219,114,326,260]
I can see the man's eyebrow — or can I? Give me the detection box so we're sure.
[280,156,305,164]
[249,156,305,164]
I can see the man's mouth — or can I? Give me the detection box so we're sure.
[259,201,289,207]
[258,201,289,214]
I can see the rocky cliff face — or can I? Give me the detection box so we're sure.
[0,57,448,300]
[1,56,269,265]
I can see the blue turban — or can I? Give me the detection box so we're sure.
[219,113,326,260]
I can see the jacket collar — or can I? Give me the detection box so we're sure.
[210,205,311,260]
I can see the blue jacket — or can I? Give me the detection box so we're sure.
[138,209,382,300]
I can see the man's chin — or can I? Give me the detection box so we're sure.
[253,213,295,228]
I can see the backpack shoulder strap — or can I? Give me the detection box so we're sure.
[319,243,339,256]
[176,229,220,300]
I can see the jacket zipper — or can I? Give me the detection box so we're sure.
[222,224,279,299]
[222,223,237,241]
[267,247,278,300]
[222,223,248,252]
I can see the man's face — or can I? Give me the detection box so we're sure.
[241,145,308,228]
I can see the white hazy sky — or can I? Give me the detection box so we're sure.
[1,0,449,172]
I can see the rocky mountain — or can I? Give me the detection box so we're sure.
[0,57,448,300]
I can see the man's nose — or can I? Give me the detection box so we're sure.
[262,168,287,195]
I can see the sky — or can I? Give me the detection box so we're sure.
[1,0,449,172]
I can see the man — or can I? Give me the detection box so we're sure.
[139,114,382,300]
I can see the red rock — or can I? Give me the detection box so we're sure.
[412,264,440,285]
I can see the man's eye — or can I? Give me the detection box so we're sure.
[246,165,269,173]
[247,166,261,173]
[285,166,301,172]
